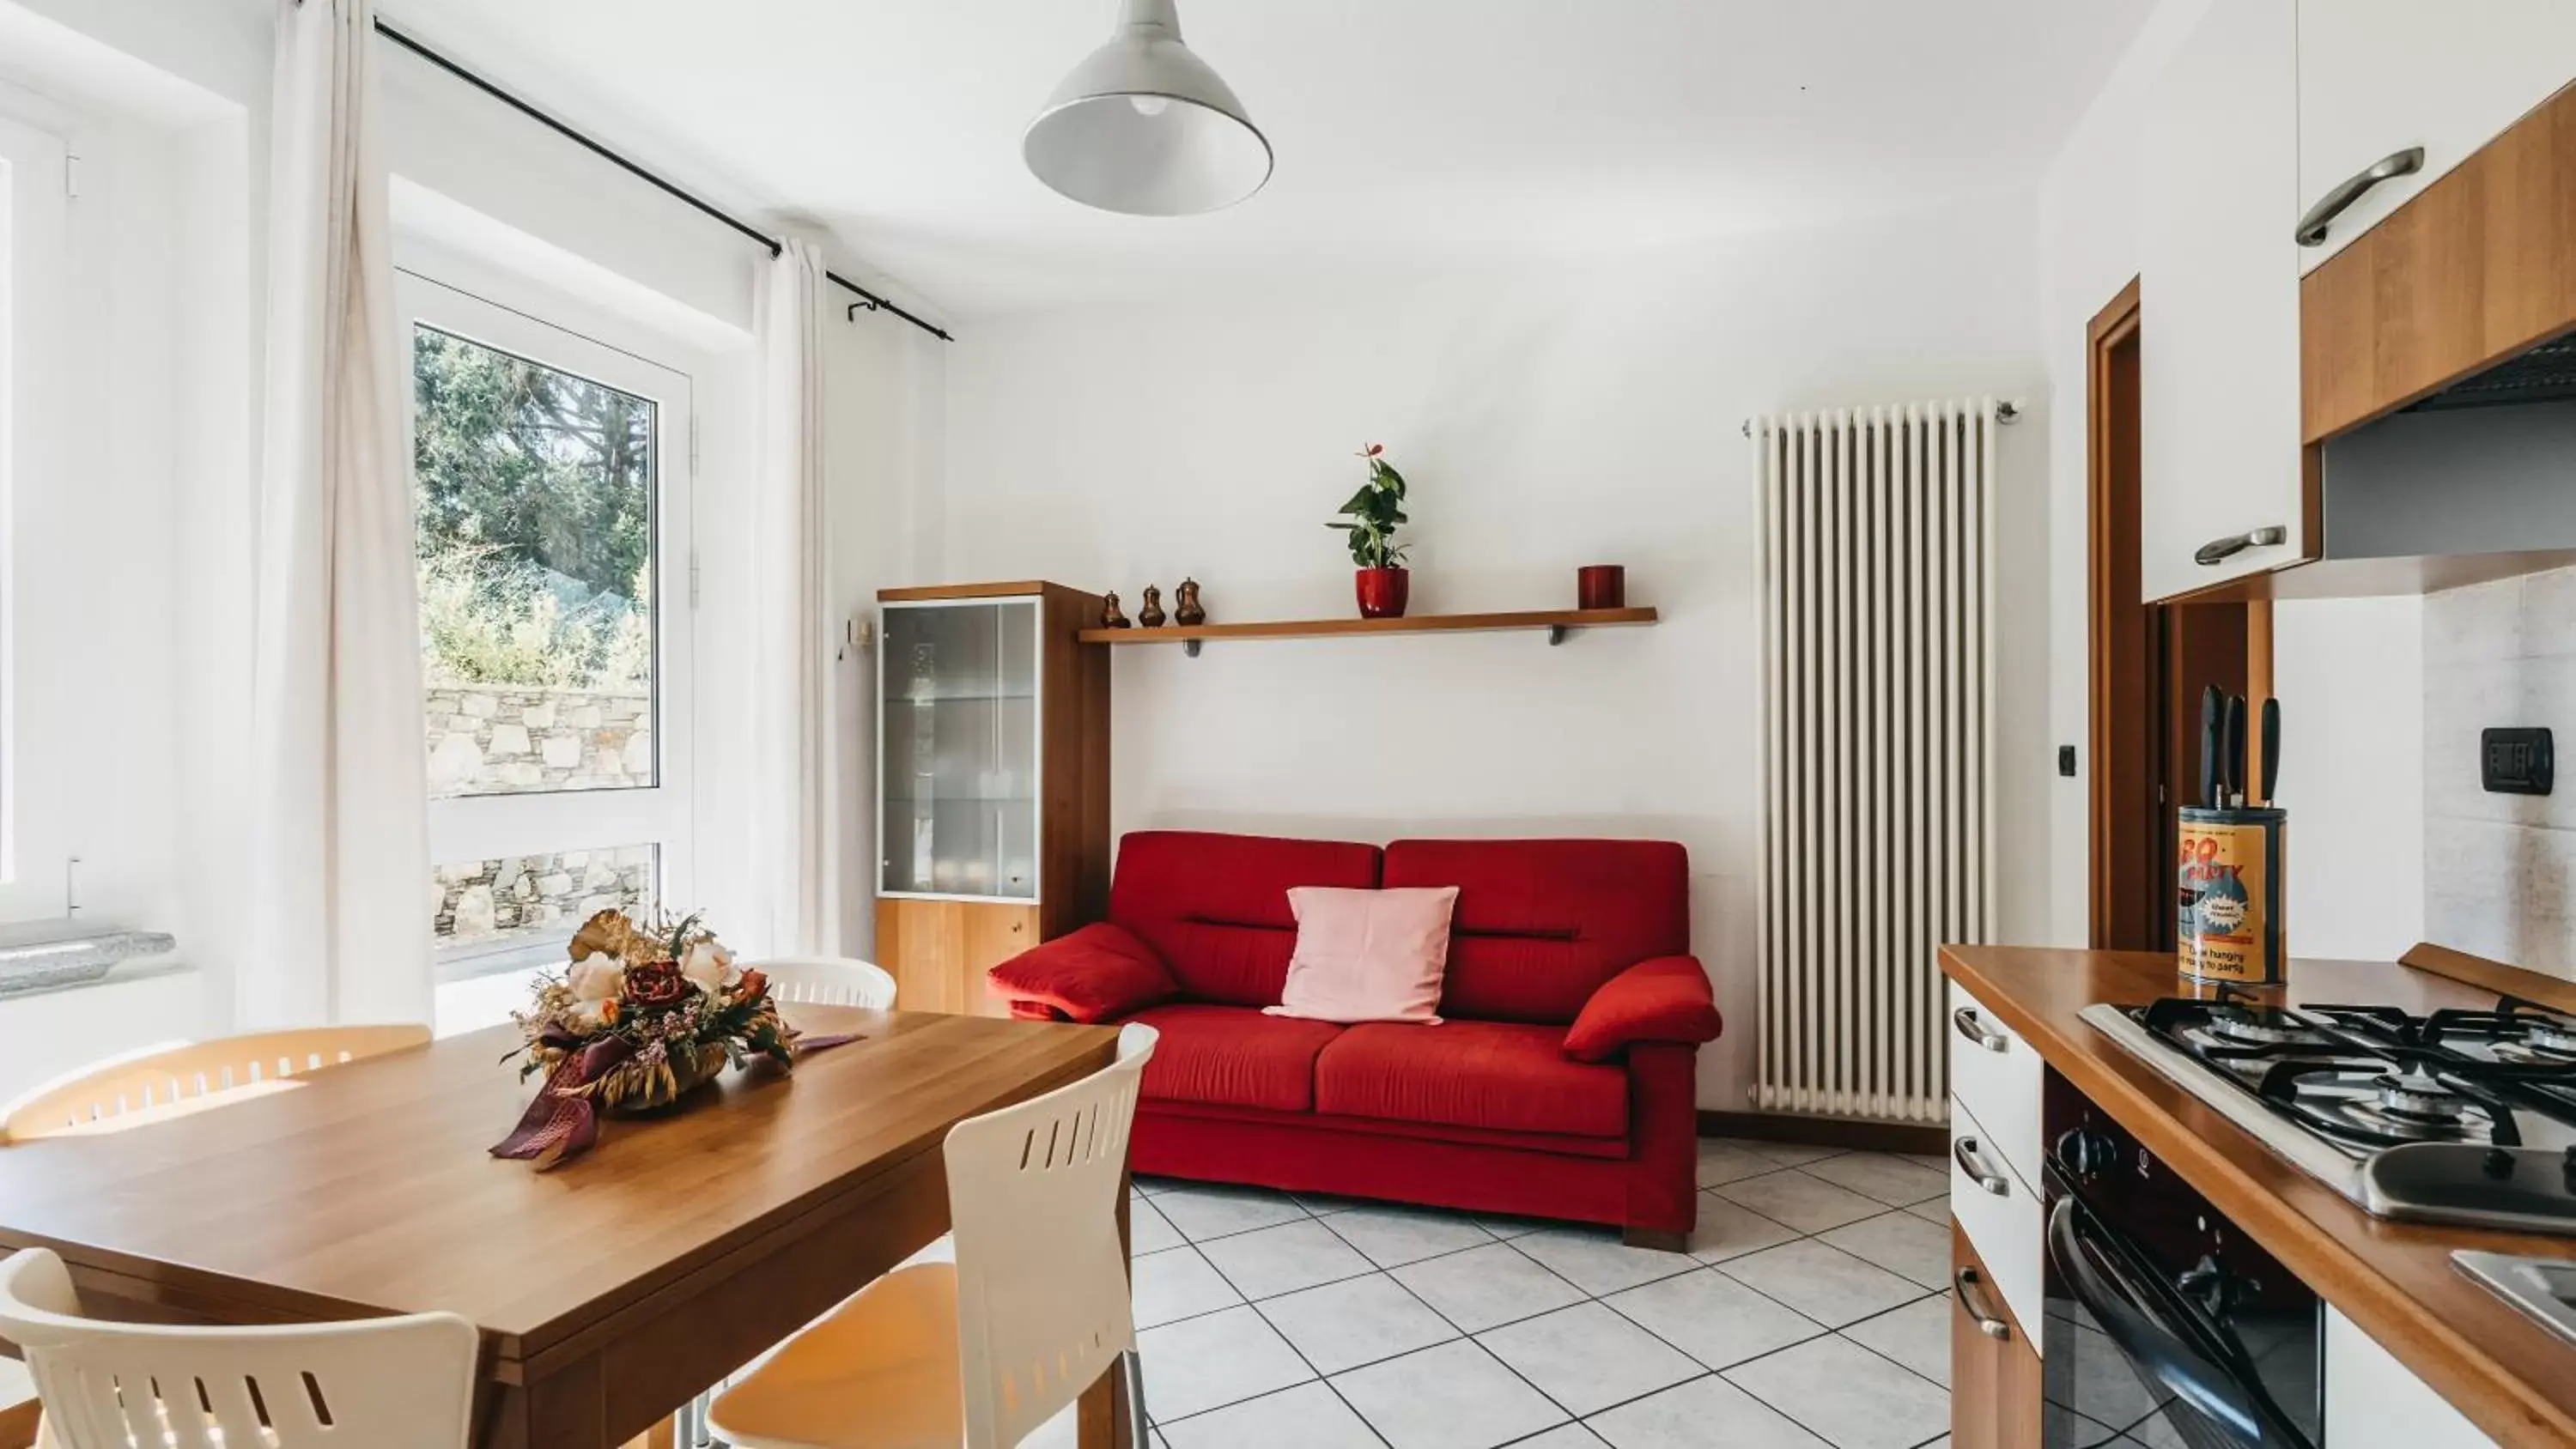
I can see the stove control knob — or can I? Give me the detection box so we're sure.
[2057,1129,2117,1177]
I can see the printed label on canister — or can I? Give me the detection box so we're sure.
[2178,819,2273,984]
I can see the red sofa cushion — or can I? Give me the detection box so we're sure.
[1384,839,1689,1023]
[985,922,1178,1023]
[1563,955,1723,1062]
[1110,831,1381,1007]
[1314,1022,1626,1138]
[1127,1003,1344,1113]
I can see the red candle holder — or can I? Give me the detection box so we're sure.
[1577,565,1626,611]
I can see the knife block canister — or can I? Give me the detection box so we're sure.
[2178,806,2287,986]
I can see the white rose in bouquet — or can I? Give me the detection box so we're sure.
[567,955,628,1007]
[680,937,735,993]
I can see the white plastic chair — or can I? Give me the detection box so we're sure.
[0,1025,432,1143]
[708,1022,1157,1448]
[738,956,898,1009]
[0,1246,478,1449]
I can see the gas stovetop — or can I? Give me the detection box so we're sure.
[2081,991,2576,1235]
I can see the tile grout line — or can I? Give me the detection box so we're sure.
[1168,1203,1400,1449]
[1142,1161,1950,1449]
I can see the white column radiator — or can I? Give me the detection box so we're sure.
[1753,400,2002,1125]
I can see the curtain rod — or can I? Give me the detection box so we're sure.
[372,21,955,343]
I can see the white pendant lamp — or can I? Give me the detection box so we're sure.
[1024,0,1272,216]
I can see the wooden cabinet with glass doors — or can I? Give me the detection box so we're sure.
[875,583,1110,1015]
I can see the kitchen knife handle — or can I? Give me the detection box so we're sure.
[2222,694,2247,805]
[2199,687,2222,810]
[2260,698,2281,804]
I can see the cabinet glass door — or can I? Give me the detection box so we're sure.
[879,598,1041,901]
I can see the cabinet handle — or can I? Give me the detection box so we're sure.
[1951,1005,2008,1054]
[2294,146,2426,247]
[2194,525,2287,567]
[1953,1136,2011,1197]
[1955,1265,2013,1341]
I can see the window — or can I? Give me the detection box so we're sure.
[400,273,693,979]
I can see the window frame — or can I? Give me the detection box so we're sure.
[396,270,696,981]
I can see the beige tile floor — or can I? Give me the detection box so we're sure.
[1116,1138,1957,1449]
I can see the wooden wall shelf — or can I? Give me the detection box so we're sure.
[1076,606,1656,656]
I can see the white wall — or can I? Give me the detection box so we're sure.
[2033,0,2427,959]
[938,197,2051,1110]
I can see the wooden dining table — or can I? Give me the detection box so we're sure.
[0,1006,1130,1448]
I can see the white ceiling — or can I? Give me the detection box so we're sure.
[383,0,2154,320]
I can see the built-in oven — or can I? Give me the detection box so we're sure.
[2043,1070,2324,1447]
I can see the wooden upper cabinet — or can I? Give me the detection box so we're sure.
[2295,1,2576,275]
[2302,76,2576,442]
[2140,0,2306,603]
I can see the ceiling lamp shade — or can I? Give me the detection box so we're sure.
[1024,0,1272,216]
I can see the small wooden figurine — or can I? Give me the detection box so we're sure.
[1138,585,1167,628]
[1100,591,1132,628]
[1175,577,1206,626]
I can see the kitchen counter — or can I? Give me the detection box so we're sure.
[1940,943,2576,1449]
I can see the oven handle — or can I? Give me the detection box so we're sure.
[2047,1196,2272,1448]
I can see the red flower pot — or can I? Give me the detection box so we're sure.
[1355,567,1411,619]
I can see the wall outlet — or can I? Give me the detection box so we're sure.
[2482,727,2554,795]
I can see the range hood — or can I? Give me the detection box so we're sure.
[2275,335,2576,597]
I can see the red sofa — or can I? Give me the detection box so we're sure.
[987,831,1722,1247]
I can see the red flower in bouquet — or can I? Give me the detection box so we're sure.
[733,967,770,1005]
[622,960,692,1012]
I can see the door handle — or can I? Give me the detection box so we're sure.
[1951,1005,2008,1054]
[2295,146,2426,247]
[2195,525,2287,567]
[1953,1136,2011,1197]
[1954,1265,2012,1340]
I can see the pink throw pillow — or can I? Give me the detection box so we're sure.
[1265,885,1461,1026]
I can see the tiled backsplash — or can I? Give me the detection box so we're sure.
[2424,566,2576,979]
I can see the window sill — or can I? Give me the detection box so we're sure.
[0,955,192,1008]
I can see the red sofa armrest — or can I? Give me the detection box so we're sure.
[1563,955,1722,1063]
[987,922,1180,1023]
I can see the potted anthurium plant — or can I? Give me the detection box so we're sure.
[1330,442,1413,618]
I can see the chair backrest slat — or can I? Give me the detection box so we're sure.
[0,1249,477,1449]
[733,956,897,1010]
[945,1022,1154,1449]
[0,1025,430,1143]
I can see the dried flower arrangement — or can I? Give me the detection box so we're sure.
[490,908,827,1168]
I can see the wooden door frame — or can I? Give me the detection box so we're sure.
[2088,277,2271,949]
[2087,278,2146,948]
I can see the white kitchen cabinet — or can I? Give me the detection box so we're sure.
[2139,0,2304,603]
[1948,1097,2043,1347]
[2296,1,2576,273]
[2324,1307,2498,1448]
[1947,979,2041,1191]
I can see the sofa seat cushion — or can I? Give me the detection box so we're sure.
[1128,1003,1343,1113]
[1315,1022,1627,1139]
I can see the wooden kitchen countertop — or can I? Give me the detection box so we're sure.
[1940,943,2576,1449]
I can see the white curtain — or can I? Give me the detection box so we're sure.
[757,239,841,955]
[240,0,432,1027]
